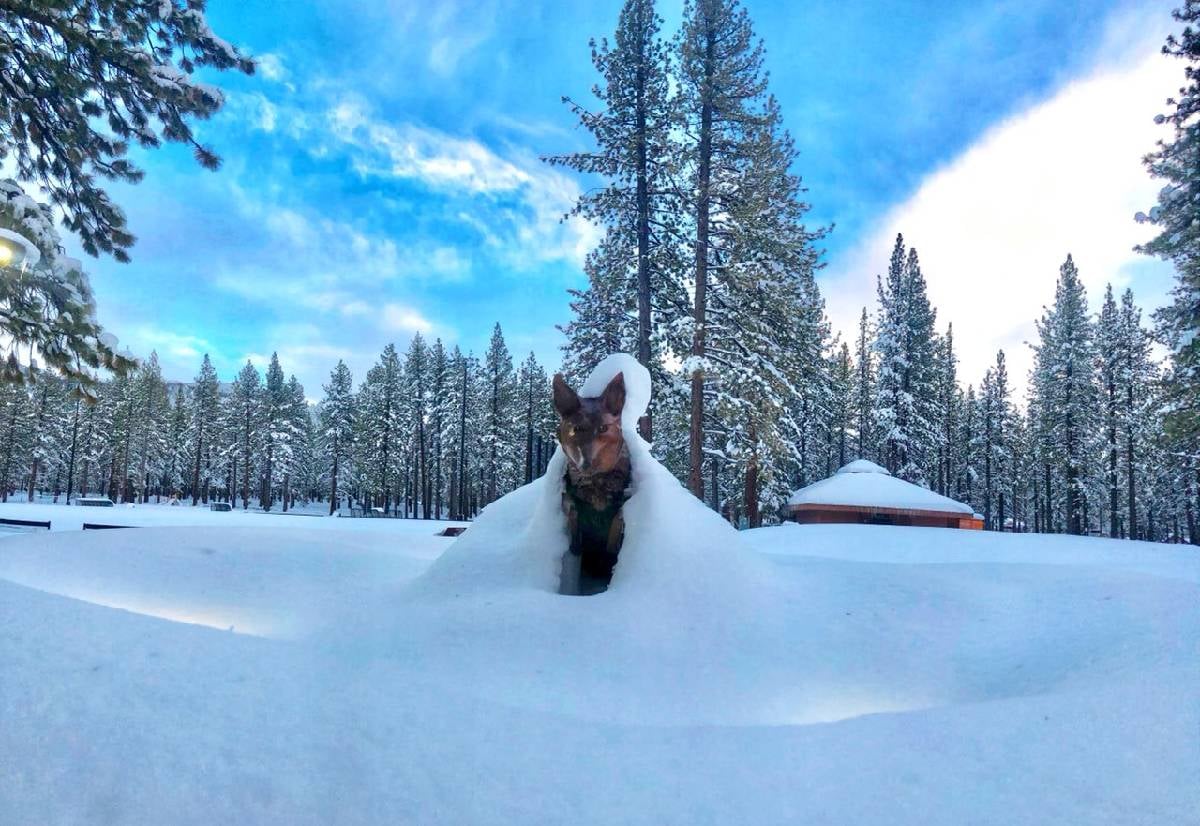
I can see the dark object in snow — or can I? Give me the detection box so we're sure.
[0,517,50,530]
[209,502,233,512]
[76,497,115,507]
[438,527,467,537]
[82,523,133,530]
[553,371,631,596]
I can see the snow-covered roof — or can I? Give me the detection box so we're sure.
[788,460,974,515]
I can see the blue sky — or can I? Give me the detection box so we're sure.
[73,0,1178,395]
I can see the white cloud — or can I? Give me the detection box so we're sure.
[255,53,289,83]
[381,303,433,334]
[821,22,1178,395]
[326,99,599,268]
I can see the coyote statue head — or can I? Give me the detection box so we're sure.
[552,372,626,476]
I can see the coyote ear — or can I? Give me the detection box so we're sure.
[601,372,625,416]
[552,373,580,417]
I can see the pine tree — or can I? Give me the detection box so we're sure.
[827,342,854,472]
[558,234,635,385]
[357,344,405,513]
[678,0,768,497]
[163,386,188,500]
[321,360,356,515]
[1031,255,1097,535]
[481,324,517,505]
[1119,289,1158,539]
[1138,4,1200,438]
[128,351,169,502]
[517,352,550,485]
[852,307,875,462]
[428,338,450,518]
[0,381,29,500]
[979,351,1012,530]
[230,361,261,509]
[1097,286,1124,536]
[548,0,677,440]
[0,1,252,260]
[0,182,136,397]
[405,334,431,518]
[934,325,959,496]
[189,354,220,504]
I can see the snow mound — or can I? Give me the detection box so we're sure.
[837,458,889,475]
[790,459,974,514]
[412,353,772,605]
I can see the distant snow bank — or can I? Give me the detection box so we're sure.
[1,515,1197,823]
[0,500,466,534]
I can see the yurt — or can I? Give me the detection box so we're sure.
[787,459,983,529]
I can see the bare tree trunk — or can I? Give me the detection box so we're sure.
[687,23,715,500]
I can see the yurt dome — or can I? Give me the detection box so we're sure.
[788,460,982,529]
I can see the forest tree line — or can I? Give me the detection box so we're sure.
[0,231,1195,542]
[0,324,558,520]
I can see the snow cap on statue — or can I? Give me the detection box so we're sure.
[578,353,650,435]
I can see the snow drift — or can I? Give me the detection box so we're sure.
[412,353,775,607]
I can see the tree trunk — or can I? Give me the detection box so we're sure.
[687,23,715,500]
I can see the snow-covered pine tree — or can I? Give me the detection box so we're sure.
[257,353,287,510]
[428,339,450,519]
[979,350,1012,530]
[189,354,220,504]
[446,347,474,520]
[162,386,188,500]
[1138,3,1200,440]
[0,381,30,500]
[1097,285,1124,536]
[357,344,404,514]
[25,377,68,501]
[677,0,826,510]
[678,0,768,498]
[957,384,980,509]
[0,1,252,260]
[405,334,431,518]
[547,0,679,440]
[558,233,634,386]
[873,241,939,485]
[0,182,136,397]
[320,360,356,515]
[1031,255,1097,535]
[1118,289,1159,538]
[481,324,518,505]
[229,361,262,510]
[517,352,550,485]
[128,352,169,502]
[827,342,854,473]
[852,307,875,462]
[934,325,959,496]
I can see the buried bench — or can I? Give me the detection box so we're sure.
[0,517,51,530]
[81,523,134,531]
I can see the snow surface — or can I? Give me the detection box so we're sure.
[0,500,461,535]
[789,458,975,514]
[1,519,1197,824]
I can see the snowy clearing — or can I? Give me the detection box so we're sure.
[0,500,463,535]
[1,514,1197,824]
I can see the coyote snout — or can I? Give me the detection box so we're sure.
[553,371,631,595]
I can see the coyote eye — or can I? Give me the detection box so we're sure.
[598,425,608,434]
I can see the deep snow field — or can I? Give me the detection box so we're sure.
[1,511,1197,824]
